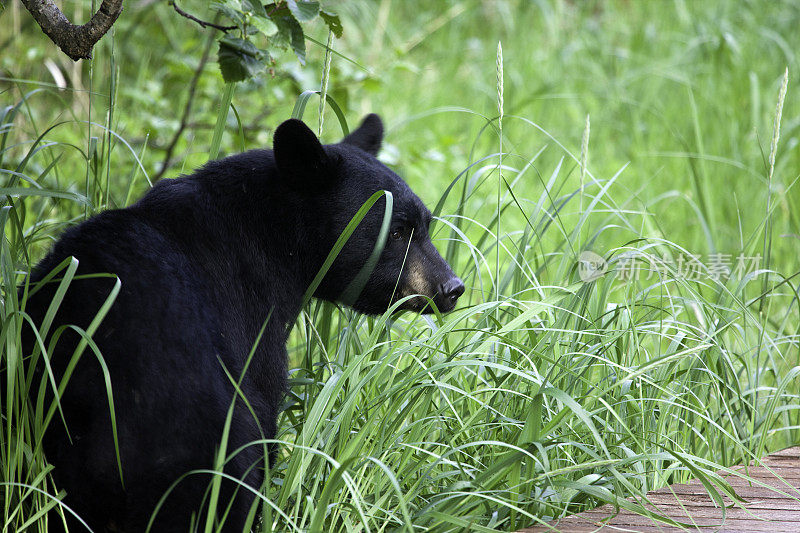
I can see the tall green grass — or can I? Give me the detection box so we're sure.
[266,94,799,532]
[2,0,800,531]
[3,81,799,533]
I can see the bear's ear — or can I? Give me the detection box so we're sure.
[342,114,384,156]
[273,118,329,186]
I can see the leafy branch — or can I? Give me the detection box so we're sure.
[212,0,342,83]
[171,0,237,31]
[19,0,341,83]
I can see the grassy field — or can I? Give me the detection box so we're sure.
[2,0,799,531]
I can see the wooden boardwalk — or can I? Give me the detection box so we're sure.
[522,447,800,532]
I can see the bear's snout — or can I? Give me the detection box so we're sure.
[437,276,465,310]
[398,245,464,313]
[428,275,464,313]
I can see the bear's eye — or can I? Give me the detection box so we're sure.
[391,227,405,240]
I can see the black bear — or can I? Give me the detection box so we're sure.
[18,114,464,532]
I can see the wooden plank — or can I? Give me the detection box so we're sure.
[521,446,800,532]
[533,517,796,532]
[576,508,800,522]
[653,481,796,494]
[766,448,800,457]
[646,494,800,510]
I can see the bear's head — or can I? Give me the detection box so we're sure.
[273,114,465,314]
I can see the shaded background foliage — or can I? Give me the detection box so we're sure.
[2,0,799,259]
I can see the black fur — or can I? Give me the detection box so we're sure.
[20,115,463,531]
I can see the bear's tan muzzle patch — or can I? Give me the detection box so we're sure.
[400,256,434,299]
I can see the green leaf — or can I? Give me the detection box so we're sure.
[320,9,342,38]
[0,1,5,16]
[287,0,319,22]
[210,0,244,25]
[250,14,278,36]
[241,0,267,17]
[267,4,306,65]
[217,36,263,83]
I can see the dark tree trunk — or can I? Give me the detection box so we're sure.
[20,0,124,61]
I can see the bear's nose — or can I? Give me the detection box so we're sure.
[439,277,465,304]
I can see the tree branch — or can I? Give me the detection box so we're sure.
[152,28,217,182]
[171,1,236,31]
[20,0,124,61]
